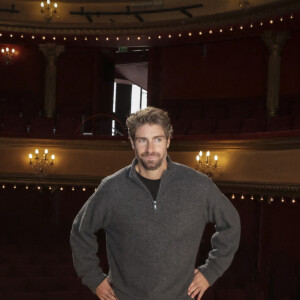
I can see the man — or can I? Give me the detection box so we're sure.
[70,106,241,300]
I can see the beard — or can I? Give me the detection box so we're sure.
[137,152,165,171]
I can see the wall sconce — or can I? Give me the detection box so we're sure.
[1,47,15,64]
[41,0,58,22]
[196,150,219,178]
[29,148,55,176]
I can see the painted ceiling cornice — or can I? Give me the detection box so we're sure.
[0,0,298,35]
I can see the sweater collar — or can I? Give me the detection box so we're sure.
[129,155,174,181]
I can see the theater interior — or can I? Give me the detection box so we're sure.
[0,0,299,299]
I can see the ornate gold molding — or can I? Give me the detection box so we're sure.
[0,0,298,36]
[0,172,102,186]
[170,135,300,151]
[0,136,130,151]
[1,173,299,197]
[217,181,300,197]
[1,135,300,151]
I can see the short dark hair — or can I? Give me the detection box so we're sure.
[126,106,173,140]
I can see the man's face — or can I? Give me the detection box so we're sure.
[130,123,170,171]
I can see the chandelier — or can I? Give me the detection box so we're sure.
[237,0,250,9]
[1,47,15,64]
[196,150,219,178]
[29,148,55,176]
[40,0,58,22]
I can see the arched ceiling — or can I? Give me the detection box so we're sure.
[0,0,298,33]
[0,0,298,48]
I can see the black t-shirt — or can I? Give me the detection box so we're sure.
[137,172,161,200]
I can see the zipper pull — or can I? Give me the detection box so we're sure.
[153,200,157,210]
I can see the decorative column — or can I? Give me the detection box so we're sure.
[262,31,290,117]
[39,43,65,118]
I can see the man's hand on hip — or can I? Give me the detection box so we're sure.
[187,269,210,299]
[95,277,118,300]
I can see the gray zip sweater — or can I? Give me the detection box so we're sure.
[70,157,240,300]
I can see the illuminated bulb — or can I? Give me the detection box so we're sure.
[230,27,233,31]
[209,30,213,34]
[37,186,41,190]
[250,24,253,28]
[199,31,203,35]
[95,188,97,192]
[42,36,46,40]
[32,35,35,39]
[168,34,172,38]
[292,198,296,204]
[231,194,235,199]
[137,37,140,40]
[60,187,63,191]
[45,149,48,154]
[5,47,9,52]
[47,0,50,4]
[199,151,203,157]
[25,185,29,190]
[64,37,67,40]
[82,187,86,191]
[0,33,2,36]
[41,2,45,8]
[127,37,130,40]
[158,35,161,39]
[51,154,55,160]
[241,195,245,200]
[53,37,56,40]
[178,33,182,37]
[72,187,75,191]
[2,184,5,189]
[106,37,109,41]
[84,37,88,40]
[74,37,77,40]
[280,17,283,22]
[281,197,285,203]
[219,29,223,33]
[290,15,293,19]
[214,155,218,161]
[29,153,33,159]
[12,49,15,53]
[188,32,192,36]
[260,196,264,201]
[116,37,119,40]
[10,34,13,37]
[96,37,99,41]
[13,185,16,189]
[269,197,274,203]
[250,195,254,200]
[148,36,151,40]
[54,3,58,9]
[1,49,3,53]
[35,149,39,155]
[240,26,243,30]
[270,20,273,24]
[206,151,210,157]
[260,22,263,26]
[49,186,52,190]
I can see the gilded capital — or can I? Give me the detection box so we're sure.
[261,31,290,56]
